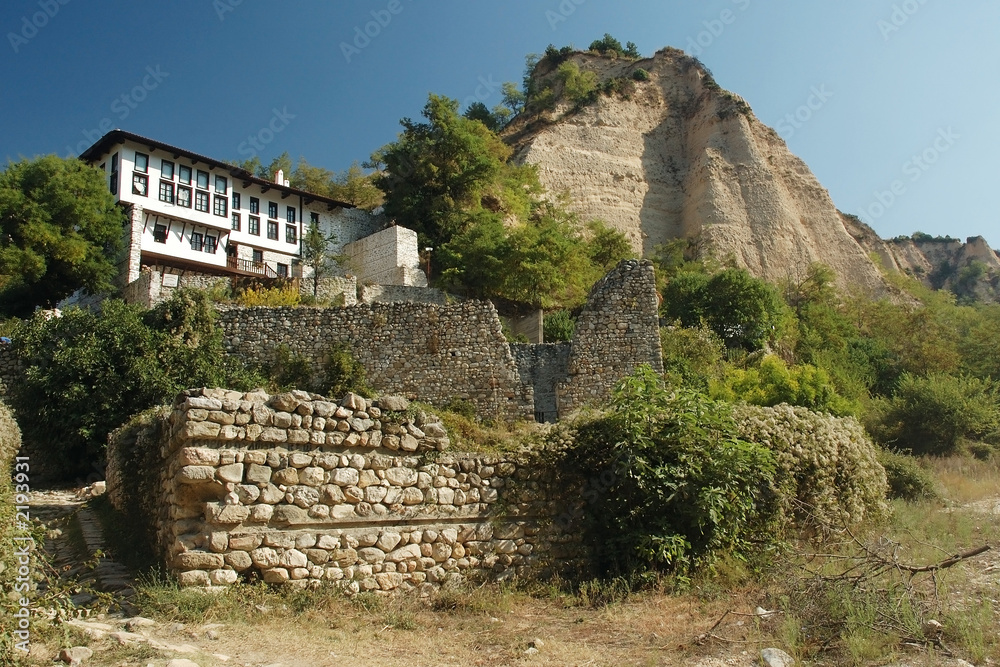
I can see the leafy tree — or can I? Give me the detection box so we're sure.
[660,324,726,391]
[501,81,526,114]
[588,34,640,58]
[711,354,856,416]
[463,101,503,132]
[557,61,598,104]
[865,372,1000,456]
[0,156,125,315]
[543,309,576,342]
[8,290,264,478]
[301,219,340,297]
[371,93,520,249]
[291,157,336,197]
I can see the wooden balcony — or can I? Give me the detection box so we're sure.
[227,256,278,278]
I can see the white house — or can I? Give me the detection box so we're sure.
[79,130,397,287]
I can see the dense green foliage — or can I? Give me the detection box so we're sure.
[865,373,1000,456]
[588,34,641,59]
[543,309,576,342]
[568,366,780,574]
[8,290,265,478]
[268,342,371,398]
[232,154,383,210]
[712,354,856,416]
[877,449,937,500]
[0,156,125,316]
[372,94,632,308]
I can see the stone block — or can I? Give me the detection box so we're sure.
[262,567,290,583]
[225,551,253,571]
[228,534,263,551]
[173,551,224,570]
[245,463,272,485]
[184,421,222,439]
[272,505,309,525]
[177,570,210,587]
[179,466,217,484]
[216,463,244,484]
[385,467,418,487]
[259,427,287,442]
[209,568,239,585]
[178,447,220,466]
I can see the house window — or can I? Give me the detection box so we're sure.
[231,213,241,231]
[205,235,217,254]
[110,152,119,195]
[194,190,209,212]
[276,263,289,278]
[152,223,167,243]
[158,180,174,203]
[310,211,319,224]
[132,173,148,196]
[268,201,277,219]
[177,186,192,208]
[285,225,297,244]
[196,170,209,189]
[232,192,241,210]
[161,160,174,180]
[190,232,204,251]
[134,152,148,173]
[252,249,263,264]
[286,206,296,223]
[267,220,278,240]
[215,175,227,194]
[249,216,260,236]
[179,165,192,184]
[249,197,259,214]
[213,195,227,217]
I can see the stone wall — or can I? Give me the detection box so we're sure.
[556,259,663,414]
[107,388,586,592]
[219,300,535,421]
[344,226,425,287]
[511,344,570,423]
[357,284,448,306]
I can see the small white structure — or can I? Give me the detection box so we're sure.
[344,226,427,287]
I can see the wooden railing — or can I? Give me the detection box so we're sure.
[227,256,278,278]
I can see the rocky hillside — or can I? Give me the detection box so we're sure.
[506,47,1000,300]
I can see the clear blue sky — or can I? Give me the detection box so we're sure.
[2,0,997,247]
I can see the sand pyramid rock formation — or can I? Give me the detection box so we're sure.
[507,47,897,294]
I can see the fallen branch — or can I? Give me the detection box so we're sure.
[898,545,991,575]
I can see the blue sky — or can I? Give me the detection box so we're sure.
[2,0,998,247]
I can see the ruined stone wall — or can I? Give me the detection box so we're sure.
[557,259,663,415]
[107,388,587,593]
[511,344,570,423]
[218,301,535,421]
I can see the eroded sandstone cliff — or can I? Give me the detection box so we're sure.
[506,48,999,299]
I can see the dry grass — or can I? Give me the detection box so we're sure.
[927,454,1000,503]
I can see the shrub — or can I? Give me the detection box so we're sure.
[8,290,265,478]
[712,354,857,416]
[264,342,370,398]
[632,68,650,81]
[865,373,1000,456]
[566,366,781,574]
[557,61,598,105]
[877,449,936,500]
[660,324,726,390]
[235,283,301,307]
[733,404,890,528]
[544,309,575,342]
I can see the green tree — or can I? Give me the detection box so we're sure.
[0,156,125,315]
[8,290,263,478]
[301,219,340,297]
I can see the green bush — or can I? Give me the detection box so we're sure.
[323,343,371,398]
[734,404,890,528]
[711,354,857,416]
[265,342,370,399]
[557,61,598,105]
[8,290,265,478]
[877,450,936,500]
[865,373,1000,456]
[631,68,650,81]
[566,366,781,574]
[660,324,726,391]
[544,309,576,342]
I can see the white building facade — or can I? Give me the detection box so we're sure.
[79,130,382,285]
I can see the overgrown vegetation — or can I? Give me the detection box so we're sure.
[7,289,266,478]
[266,342,371,398]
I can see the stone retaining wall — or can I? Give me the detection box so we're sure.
[108,388,586,593]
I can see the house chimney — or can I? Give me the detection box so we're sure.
[274,169,284,185]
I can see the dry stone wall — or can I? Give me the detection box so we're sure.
[108,388,586,592]
[219,301,535,421]
[557,259,663,414]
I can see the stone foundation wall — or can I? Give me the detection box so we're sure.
[108,388,586,593]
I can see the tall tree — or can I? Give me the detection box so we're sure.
[301,219,340,297]
[0,156,125,316]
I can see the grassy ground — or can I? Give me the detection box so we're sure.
[17,455,1000,667]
